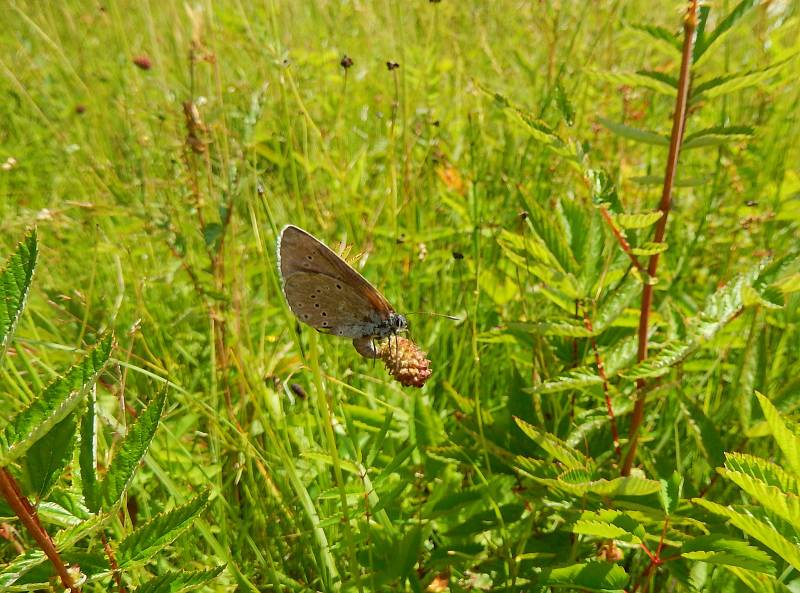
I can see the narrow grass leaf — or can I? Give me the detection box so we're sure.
[103,389,167,508]
[681,534,775,574]
[0,334,113,466]
[0,229,38,365]
[119,491,210,566]
[538,562,628,592]
[135,565,225,593]
[756,392,800,476]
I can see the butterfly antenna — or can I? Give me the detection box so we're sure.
[406,312,462,321]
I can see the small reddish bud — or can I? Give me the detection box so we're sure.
[377,337,432,388]
[133,55,152,70]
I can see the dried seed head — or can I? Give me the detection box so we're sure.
[377,337,432,388]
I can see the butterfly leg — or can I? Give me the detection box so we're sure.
[352,336,380,359]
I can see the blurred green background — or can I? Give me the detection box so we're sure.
[1,1,799,591]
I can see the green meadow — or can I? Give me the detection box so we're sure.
[1,1,800,591]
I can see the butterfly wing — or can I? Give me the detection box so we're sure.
[278,225,396,336]
[283,272,386,337]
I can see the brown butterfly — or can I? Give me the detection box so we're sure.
[277,225,407,358]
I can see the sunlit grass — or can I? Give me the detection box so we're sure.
[2,1,799,591]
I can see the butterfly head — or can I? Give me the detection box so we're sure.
[390,313,408,333]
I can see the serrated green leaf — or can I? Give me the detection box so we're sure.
[614,211,663,229]
[119,491,210,566]
[555,80,575,126]
[628,23,681,52]
[135,565,225,593]
[0,229,37,366]
[497,230,580,299]
[103,390,167,508]
[587,68,677,96]
[719,468,800,529]
[682,126,754,149]
[592,276,642,333]
[0,550,46,589]
[528,367,603,395]
[682,400,726,468]
[620,340,693,380]
[631,242,668,256]
[756,392,800,476]
[574,519,642,544]
[682,534,775,574]
[586,476,663,497]
[538,562,628,592]
[598,118,668,146]
[659,472,682,515]
[0,334,113,466]
[587,168,622,212]
[23,412,77,499]
[514,417,591,470]
[80,386,100,513]
[443,503,525,537]
[521,196,580,276]
[724,452,800,496]
[692,498,800,571]
[630,175,710,187]
[692,55,798,101]
[694,0,760,66]
[725,567,794,593]
[572,515,642,544]
[623,263,765,380]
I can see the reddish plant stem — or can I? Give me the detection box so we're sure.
[599,205,644,274]
[101,531,127,593]
[0,468,79,592]
[581,307,621,458]
[622,0,698,476]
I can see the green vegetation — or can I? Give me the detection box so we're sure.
[1,1,799,591]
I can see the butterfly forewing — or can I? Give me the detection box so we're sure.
[283,272,386,337]
[278,225,396,337]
